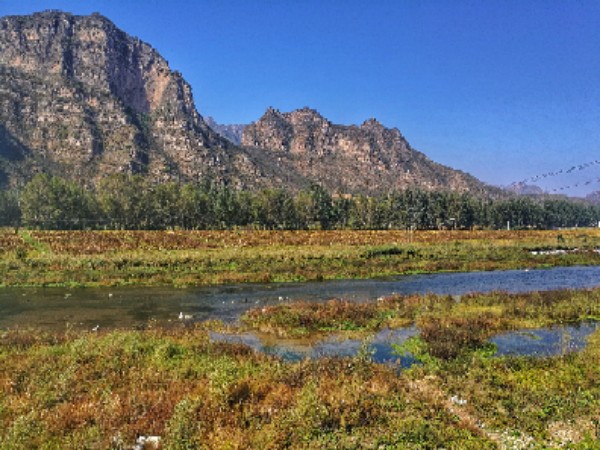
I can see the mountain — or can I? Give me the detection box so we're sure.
[586,191,600,205]
[242,107,498,195]
[205,116,245,145]
[0,10,500,197]
[506,182,545,196]
[0,10,269,188]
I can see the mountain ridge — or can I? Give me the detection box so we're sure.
[0,10,501,197]
[241,107,498,195]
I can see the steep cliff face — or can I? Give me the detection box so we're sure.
[0,10,264,187]
[242,107,495,195]
[0,11,175,114]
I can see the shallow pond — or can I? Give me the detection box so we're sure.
[211,322,600,365]
[491,321,600,357]
[2,265,600,330]
[210,327,420,365]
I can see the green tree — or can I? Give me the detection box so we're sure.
[310,184,335,230]
[251,189,298,229]
[0,189,21,228]
[178,183,211,229]
[21,174,96,229]
[148,182,181,229]
[97,174,150,229]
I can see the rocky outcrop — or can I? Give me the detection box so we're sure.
[0,10,266,187]
[242,107,497,195]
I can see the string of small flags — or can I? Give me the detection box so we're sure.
[550,177,600,193]
[521,159,600,184]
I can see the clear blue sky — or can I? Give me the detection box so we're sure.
[2,0,600,195]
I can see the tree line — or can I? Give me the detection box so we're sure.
[0,173,599,230]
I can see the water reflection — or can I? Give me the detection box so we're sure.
[490,321,600,357]
[210,322,599,365]
[210,326,420,366]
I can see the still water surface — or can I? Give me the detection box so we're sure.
[211,321,600,364]
[1,265,600,330]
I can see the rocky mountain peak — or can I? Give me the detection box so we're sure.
[360,117,383,129]
[0,10,263,187]
[288,106,325,120]
[241,107,496,195]
[262,107,286,122]
[0,10,179,115]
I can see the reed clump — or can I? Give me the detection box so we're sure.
[0,326,494,449]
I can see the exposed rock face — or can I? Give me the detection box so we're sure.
[0,10,265,187]
[205,116,245,145]
[242,107,496,195]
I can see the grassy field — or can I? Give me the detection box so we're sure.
[1,288,598,448]
[2,228,600,287]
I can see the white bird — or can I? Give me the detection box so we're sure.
[134,436,161,450]
[178,312,193,320]
[450,395,467,406]
[92,325,100,332]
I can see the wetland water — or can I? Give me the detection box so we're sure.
[2,265,600,330]
[211,322,600,364]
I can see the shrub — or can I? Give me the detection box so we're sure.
[417,313,503,359]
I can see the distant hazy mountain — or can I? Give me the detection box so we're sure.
[506,182,545,195]
[204,117,245,145]
[586,191,600,205]
[0,10,501,197]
